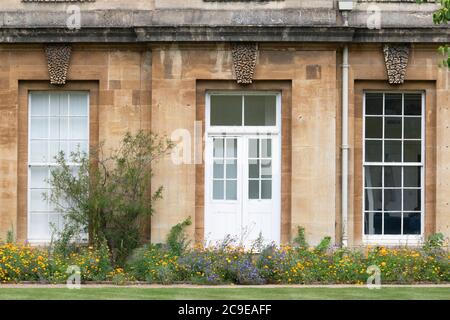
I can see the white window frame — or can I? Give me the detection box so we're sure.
[27,91,90,244]
[362,91,425,246]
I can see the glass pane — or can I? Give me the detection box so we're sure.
[365,117,382,139]
[261,139,272,158]
[226,180,237,200]
[403,213,421,235]
[30,167,48,188]
[60,93,69,116]
[249,180,259,199]
[69,117,88,140]
[226,160,237,179]
[249,139,259,158]
[49,214,62,234]
[365,93,383,115]
[49,117,60,139]
[244,95,276,126]
[384,140,402,162]
[385,93,402,115]
[384,166,401,188]
[226,139,237,158]
[29,213,49,240]
[365,189,382,211]
[49,93,60,116]
[210,95,242,126]
[213,139,224,158]
[365,166,382,188]
[249,159,260,179]
[30,140,48,163]
[404,117,421,139]
[365,140,382,162]
[30,93,48,116]
[384,213,402,235]
[30,117,48,139]
[404,166,421,187]
[364,212,382,235]
[404,94,422,116]
[213,160,224,179]
[404,189,421,211]
[30,189,48,211]
[261,180,272,199]
[404,141,421,162]
[385,117,402,139]
[261,160,272,179]
[60,117,69,140]
[384,189,402,211]
[213,180,224,200]
[69,93,88,116]
[69,141,86,156]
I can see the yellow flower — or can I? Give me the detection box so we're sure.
[381,262,386,267]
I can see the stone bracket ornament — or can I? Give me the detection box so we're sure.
[383,44,410,85]
[44,44,72,85]
[231,43,258,84]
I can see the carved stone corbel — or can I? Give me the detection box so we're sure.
[383,44,410,85]
[231,43,258,84]
[44,44,72,85]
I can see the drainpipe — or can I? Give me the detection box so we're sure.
[341,45,349,247]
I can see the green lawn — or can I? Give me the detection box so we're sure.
[0,287,448,300]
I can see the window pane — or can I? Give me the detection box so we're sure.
[226,160,237,179]
[30,140,48,163]
[365,93,383,115]
[60,117,69,140]
[49,214,62,234]
[403,213,421,235]
[364,212,382,235]
[30,189,48,211]
[244,95,276,126]
[365,140,382,162]
[404,117,421,139]
[404,189,421,211]
[384,189,402,211]
[261,180,272,199]
[69,117,88,140]
[213,160,224,179]
[30,117,48,139]
[365,117,383,138]
[404,141,421,162]
[213,139,224,158]
[384,140,402,162]
[226,139,237,158]
[404,94,422,116]
[249,139,259,158]
[365,189,382,211]
[384,166,401,188]
[404,166,421,187]
[249,159,259,179]
[385,117,402,139]
[60,94,69,116]
[261,160,272,179]
[384,213,402,235]
[49,93,60,116]
[29,214,49,240]
[249,180,259,199]
[30,167,48,188]
[213,180,224,200]
[365,166,382,188]
[226,180,237,200]
[69,93,89,116]
[261,139,272,158]
[210,95,242,126]
[385,93,402,115]
[50,117,60,139]
[30,93,48,116]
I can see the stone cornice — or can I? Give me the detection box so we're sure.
[0,26,449,44]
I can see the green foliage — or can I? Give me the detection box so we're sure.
[166,217,192,256]
[424,233,446,252]
[6,225,15,244]
[47,130,174,267]
[315,236,332,253]
[293,226,309,249]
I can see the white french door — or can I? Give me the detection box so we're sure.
[204,92,281,246]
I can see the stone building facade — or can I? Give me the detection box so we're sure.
[0,0,449,246]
